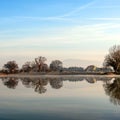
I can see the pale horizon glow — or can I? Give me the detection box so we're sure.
[0,0,120,68]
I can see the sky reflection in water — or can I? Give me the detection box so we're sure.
[0,76,120,120]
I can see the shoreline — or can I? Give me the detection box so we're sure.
[0,73,120,78]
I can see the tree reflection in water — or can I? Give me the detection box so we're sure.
[21,77,33,88]
[21,78,48,94]
[85,77,97,83]
[34,78,48,94]
[2,77,18,89]
[49,78,63,89]
[1,77,64,94]
[103,78,120,105]
[21,77,63,94]
[2,76,120,104]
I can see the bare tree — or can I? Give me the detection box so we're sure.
[22,61,36,72]
[104,45,120,73]
[35,56,48,72]
[3,61,19,74]
[50,60,63,71]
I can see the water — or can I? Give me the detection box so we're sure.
[0,76,120,120]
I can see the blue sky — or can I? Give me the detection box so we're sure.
[0,0,120,67]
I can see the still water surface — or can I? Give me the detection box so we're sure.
[0,76,120,120]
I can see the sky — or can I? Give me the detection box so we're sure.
[0,0,120,68]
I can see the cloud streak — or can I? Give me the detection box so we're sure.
[0,0,96,23]
[90,18,120,21]
[90,5,120,8]
[58,0,97,18]
[1,23,120,48]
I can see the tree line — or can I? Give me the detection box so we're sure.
[1,56,63,74]
[1,45,120,74]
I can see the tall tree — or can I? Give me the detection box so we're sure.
[3,61,19,73]
[50,60,63,71]
[22,61,36,72]
[104,45,120,73]
[35,56,48,72]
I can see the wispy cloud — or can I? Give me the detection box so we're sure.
[18,0,96,20]
[1,23,120,67]
[14,16,70,21]
[1,23,120,48]
[58,0,97,18]
[0,16,82,25]
[90,18,120,21]
[0,16,71,23]
[90,5,120,8]
[0,0,96,23]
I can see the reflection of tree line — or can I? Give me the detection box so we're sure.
[65,77,112,83]
[1,77,63,94]
[1,77,120,106]
[1,77,113,90]
[1,77,113,93]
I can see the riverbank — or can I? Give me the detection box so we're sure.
[0,73,120,78]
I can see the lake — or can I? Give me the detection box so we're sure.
[0,76,120,120]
